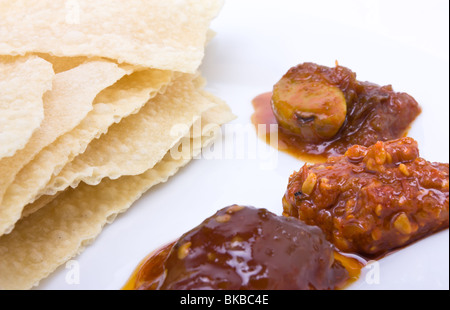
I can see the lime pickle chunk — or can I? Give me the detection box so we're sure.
[283,137,449,258]
[134,206,357,290]
[272,74,347,142]
[269,63,422,157]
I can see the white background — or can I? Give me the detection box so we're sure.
[39,0,449,290]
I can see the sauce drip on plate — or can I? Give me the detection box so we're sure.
[252,92,328,163]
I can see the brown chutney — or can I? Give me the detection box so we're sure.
[252,63,422,161]
[283,137,449,258]
[127,206,363,290]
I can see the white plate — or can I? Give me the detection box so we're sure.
[39,0,449,290]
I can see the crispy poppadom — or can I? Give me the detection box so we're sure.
[1,69,173,234]
[0,0,223,73]
[41,74,216,197]
[0,60,128,236]
[0,56,54,160]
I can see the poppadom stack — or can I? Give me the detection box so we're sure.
[0,0,234,290]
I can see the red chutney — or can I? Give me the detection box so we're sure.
[124,206,364,290]
[252,63,422,162]
[283,137,449,259]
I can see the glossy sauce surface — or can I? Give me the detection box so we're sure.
[252,63,422,162]
[125,206,364,290]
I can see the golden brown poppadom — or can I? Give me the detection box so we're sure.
[41,74,216,197]
[0,56,54,160]
[0,60,128,236]
[0,98,234,290]
[23,74,233,218]
[0,0,223,73]
[20,85,233,220]
[1,69,173,234]
[21,194,61,219]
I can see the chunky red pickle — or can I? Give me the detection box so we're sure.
[283,137,449,258]
[129,206,360,290]
[253,63,422,160]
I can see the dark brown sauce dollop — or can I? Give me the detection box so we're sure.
[125,206,363,290]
